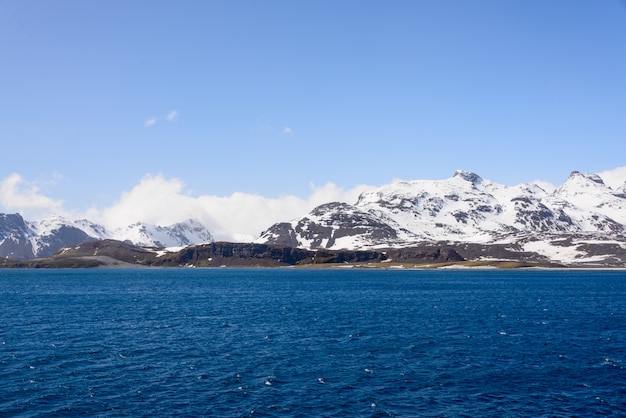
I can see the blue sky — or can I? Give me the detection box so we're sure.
[1,1,626,235]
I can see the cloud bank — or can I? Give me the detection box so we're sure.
[85,175,373,241]
[1,173,374,242]
[0,173,66,218]
[599,166,626,190]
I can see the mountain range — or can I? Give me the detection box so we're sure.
[258,170,626,266]
[2,168,626,267]
[0,214,213,260]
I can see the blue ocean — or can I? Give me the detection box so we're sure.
[1,268,625,417]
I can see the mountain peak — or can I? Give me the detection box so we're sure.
[0,212,27,226]
[567,171,605,185]
[453,170,483,185]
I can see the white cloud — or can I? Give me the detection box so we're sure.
[87,175,199,229]
[1,172,376,242]
[144,116,157,127]
[85,174,375,242]
[166,110,178,121]
[282,126,293,135]
[598,166,626,190]
[0,173,66,218]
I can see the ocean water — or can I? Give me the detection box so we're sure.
[1,269,625,417]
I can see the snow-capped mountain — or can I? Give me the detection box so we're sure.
[3,168,626,265]
[106,219,214,248]
[258,169,626,264]
[0,214,214,260]
[28,216,97,258]
[0,214,95,260]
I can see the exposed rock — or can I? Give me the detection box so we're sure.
[0,213,36,259]
[262,202,403,249]
[453,170,483,186]
[34,225,94,257]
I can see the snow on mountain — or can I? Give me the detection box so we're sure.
[28,216,96,257]
[259,202,413,250]
[0,213,37,259]
[3,167,626,265]
[73,218,108,238]
[107,219,214,247]
[261,170,569,247]
[547,171,626,229]
[258,169,626,265]
[0,214,214,260]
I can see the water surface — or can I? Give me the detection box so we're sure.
[1,269,625,416]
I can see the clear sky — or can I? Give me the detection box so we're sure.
[1,1,626,238]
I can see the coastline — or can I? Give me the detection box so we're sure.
[2,239,624,270]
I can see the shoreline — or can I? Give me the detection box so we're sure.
[3,258,626,271]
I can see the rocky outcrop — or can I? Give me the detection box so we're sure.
[0,213,35,260]
[34,225,94,257]
[1,239,472,268]
[152,242,391,267]
[8,236,626,268]
[52,239,159,265]
[384,246,465,263]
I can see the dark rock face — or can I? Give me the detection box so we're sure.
[0,213,30,234]
[453,170,483,186]
[452,242,551,263]
[156,242,314,267]
[452,211,469,224]
[0,236,35,260]
[261,223,301,247]
[50,239,158,265]
[385,247,465,263]
[575,241,626,265]
[149,242,467,267]
[569,171,605,185]
[586,214,625,234]
[2,237,472,268]
[511,197,572,232]
[35,225,94,257]
[8,237,626,268]
[153,242,390,267]
[305,203,399,248]
[0,214,35,260]
[0,213,99,259]
[260,202,400,249]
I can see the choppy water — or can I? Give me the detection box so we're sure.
[1,268,625,416]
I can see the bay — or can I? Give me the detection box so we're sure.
[1,268,625,416]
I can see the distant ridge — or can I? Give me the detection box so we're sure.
[3,168,626,267]
[0,214,213,260]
